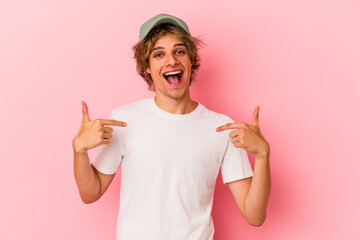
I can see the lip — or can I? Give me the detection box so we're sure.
[162,69,184,87]
[162,69,183,75]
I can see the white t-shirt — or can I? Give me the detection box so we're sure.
[92,98,253,240]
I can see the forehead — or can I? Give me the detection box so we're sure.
[153,34,184,48]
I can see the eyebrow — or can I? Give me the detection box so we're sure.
[151,43,186,53]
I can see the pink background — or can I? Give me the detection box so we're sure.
[1,0,359,239]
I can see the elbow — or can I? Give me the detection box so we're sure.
[245,215,266,227]
[249,220,265,227]
[79,193,100,204]
[82,198,96,204]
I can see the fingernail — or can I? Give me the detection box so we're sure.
[123,122,127,126]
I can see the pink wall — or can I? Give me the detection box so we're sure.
[1,0,359,239]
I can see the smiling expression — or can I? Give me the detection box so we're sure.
[146,34,193,101]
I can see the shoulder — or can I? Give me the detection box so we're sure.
[111,98,152,118]
[198,103,235,125]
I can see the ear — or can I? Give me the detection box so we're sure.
[149,84,155,91]
[145,68,151,74]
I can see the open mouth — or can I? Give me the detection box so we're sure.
[163,70,183,87]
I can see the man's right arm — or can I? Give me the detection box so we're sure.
[73,149,116,203]
[73,101,126,204]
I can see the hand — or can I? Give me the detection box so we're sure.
[216,106,269,158]
[72,101,127,153]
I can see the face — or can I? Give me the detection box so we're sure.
[146,34,192,101]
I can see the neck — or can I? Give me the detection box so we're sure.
[154,94,198,115]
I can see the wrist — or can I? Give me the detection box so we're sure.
[254,147,270,160]
[72,138,88,154]
[254,152,270,160]
[254,141,270,159]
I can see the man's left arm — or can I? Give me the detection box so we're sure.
[217,106,271,226]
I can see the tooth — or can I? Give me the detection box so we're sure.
[165,71,181,76]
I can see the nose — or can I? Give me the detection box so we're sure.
[165,53,178,66]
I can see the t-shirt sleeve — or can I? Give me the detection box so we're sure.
[92,111,122,175]
[220,134,254,184]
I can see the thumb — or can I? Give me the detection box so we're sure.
[251,106,260,127]
[81,101,90,122]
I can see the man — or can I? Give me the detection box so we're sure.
[73,14,271,240]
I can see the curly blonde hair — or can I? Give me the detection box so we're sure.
[133,24,203,90]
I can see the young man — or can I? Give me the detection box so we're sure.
[73,14,271,240]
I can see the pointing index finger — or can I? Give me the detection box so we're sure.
[216,123,239,132]
[99,119,127,127]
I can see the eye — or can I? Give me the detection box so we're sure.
[153,52,163,58]
[175,49,186,55]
